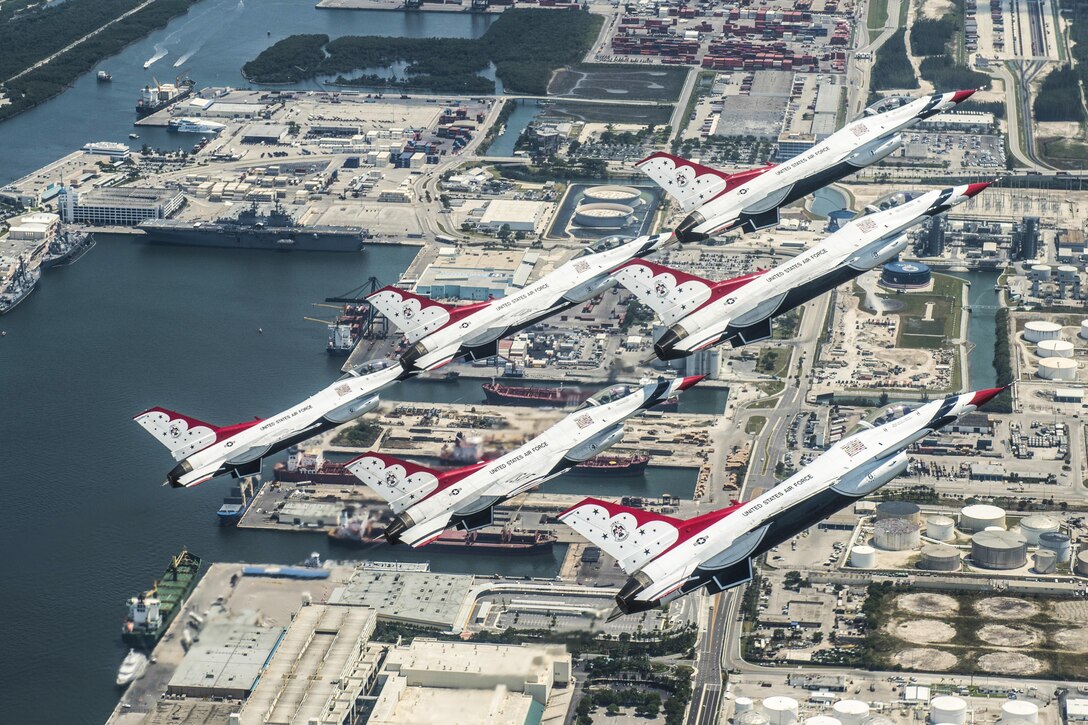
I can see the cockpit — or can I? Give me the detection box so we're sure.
[873,403,914,426]
[861,190,920,216]
[580,383,633,408]
[864,95,911,116]
[342,359,394,379]
[577,235,634,257]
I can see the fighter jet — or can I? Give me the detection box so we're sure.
[560,386,1008,617]
[366,234,673,374]
[134,360,403,488]
[615,182,989,360]
[638,90,976,242]
[345,375,703,546]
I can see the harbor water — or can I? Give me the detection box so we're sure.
[948,268,1002,389]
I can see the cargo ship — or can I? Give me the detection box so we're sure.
[121,549,201,649]
[216,477,262,526]
[138,201,368,252]
[482,381,678,412]
[327,303,369,356]
[135,75,196,118]
[328,513,556,554]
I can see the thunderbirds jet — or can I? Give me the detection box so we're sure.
[638,90,976,242]
[615,182,989,360]
[366,234,673,374]
[345,375,703,546]
[560,386,1008,617]
[134,360,402,488]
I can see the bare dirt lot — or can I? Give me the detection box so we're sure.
[897,592,959,615]
[976,652,1044,675]
[976,623,1042,647]
[974,597,1041,620]
[892,648,958,670]
[887,618,957,643]
[1052,627,1088,653]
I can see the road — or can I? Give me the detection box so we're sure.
[992,60,1052,171]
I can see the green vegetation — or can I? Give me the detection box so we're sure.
[620,300,655,332]
[243,9,603,94]
[745,416,767,435]
[910,17,957,56]
[331,420,382,447]
[893,273,963,349]
[0,0,200,122]
[756,346,790,376]
[575,656,692,724]
[871,30,918,91]
[867,0,889,32]
[771,307,802,340]
[909,1,991,92]
[959,99,1005,119]
[1034,65,1087,122]
[1058,0,1088,116]
[989,307,1014,413]
[1041,137,1088,161]
[918,54,991,90]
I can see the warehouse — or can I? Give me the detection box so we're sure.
[241,124,290,144]
[166,622,286,699]
[329,569,475,629]
[414,247,539,300]
[478,199,551,234]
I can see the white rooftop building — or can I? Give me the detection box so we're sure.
[478,200,550,234]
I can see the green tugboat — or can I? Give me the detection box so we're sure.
[121,549,202,649]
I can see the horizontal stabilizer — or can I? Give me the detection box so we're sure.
[346,453,442,514]
[453,507,494,531]
[739,208,781,233]
[731,317,773,345]
[559,497,683,575]
[704,557,754,595]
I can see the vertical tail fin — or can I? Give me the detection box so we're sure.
[635,153,775,213]
[345,453,446,514]
[559,497,684,575]
[615,260,714,326]
[133,408,219,461]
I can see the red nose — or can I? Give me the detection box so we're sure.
[677,375,706,391]
[963,181,991,198]
[951,89,976,103]
[969,385,1009,408]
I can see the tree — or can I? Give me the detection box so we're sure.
[784,570,803,590]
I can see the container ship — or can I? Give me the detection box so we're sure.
[216,477,262,526]
[327,304,370,356]
[138,201,368,252]
[121,549,201,649]
[482,381,678,412]
[135,75,196,118]
[328,514,555,554]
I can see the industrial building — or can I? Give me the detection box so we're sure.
[328,568,475,629]
[477,199,551,234]
[880,261,932,289]
[240,124,291,144]
[58,186,184,226]
[414,247,540,300]
[166,621,286,699]
[277,500,343,527]
[6,212,59,243]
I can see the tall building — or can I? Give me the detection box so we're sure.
[1012,216,1040,261]
[58,186,183,226]
[916,216,945,257]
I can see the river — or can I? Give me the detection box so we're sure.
[947,268,1002,389]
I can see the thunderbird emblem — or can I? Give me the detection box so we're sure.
[385,471,399,487]
[168,423,182,438]
[402,305,414,320]
[654,281,669,297]
[611,522,629,541]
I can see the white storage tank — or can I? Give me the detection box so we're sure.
[850,545,877,568]
[1033,549,1057,574]
[805,717,842,725]
[1057,265,1079,283]
[930,696,968,725]
[1080,319,1088,340]
[738,711,771,725]
[1030,264,1052,280]
[764,696,799,725]
[1018,514,1060,544]
[960,504,1006,532]
[736,697,755,714]
[972,530,1028,569]
[1000,700,1039,724]
[1077,550,1088,577]
[873,518,921,551]
[926,514,956,541]
[1039,531,1072,562]
[1024,320,1062,343]
[920,544,961,571]
[582,185,643,206]
[875,500,922,524]
[1037,358,1077,381]
[1037,339,1075,358]
[832,700,870,725]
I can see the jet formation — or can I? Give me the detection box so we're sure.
[133,90,994,618]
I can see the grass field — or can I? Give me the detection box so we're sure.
[867,0,889,32]
[893,273,964,349]
[1041,137,1088,165]
[548,64,689,102]
[755,346,791,377]
[745,416,767,435]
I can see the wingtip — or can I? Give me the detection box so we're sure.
[969,384,1010,408]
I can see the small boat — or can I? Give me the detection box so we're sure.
[128,133,139,140]
[116,650,148,687]
[97,70,112,82]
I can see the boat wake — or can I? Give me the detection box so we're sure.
[144,44,168,69]
[173,50,196,68]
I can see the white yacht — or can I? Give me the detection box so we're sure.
[115,650,148,687]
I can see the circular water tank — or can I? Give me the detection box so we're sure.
[1030,264,1052,280]
[881,261,931,289]
[861,717,895,725]
[827,209,855,232]
[1038,358,1077,380]
[1024,320,1063,343]
[805,717,842,725]
[1033,549,1057,574]
[1039,531,1072,562]
[926,515,956,541]
[972,530,1027,569]
[1018,514,1060,544]
[1057,265,1079,283]
[1037,339,1075,358]
[850,545,877,568]
[739,711,772,725]
[574,203,634,228]
[582,185,642,206]
[1001,701,1039,724]
[931,696,968,725]
[736,697,755,714]
[1077,550,1088,577]
[984,526,1006,532]
[1080,320,1088,340]
[960,504,1006,532]
[874,518,921,551]
[764,696,799,725]
[920,544,961,571]
[833,700,870,725]
[875,501,922,524]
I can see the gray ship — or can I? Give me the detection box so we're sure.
[138,202,368,252]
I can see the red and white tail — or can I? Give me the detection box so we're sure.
[133,408,219,461]
[615,260,715,327]
[366,286,489,345]
[346,453,443,513]
[559,497,683,575]
[636,152,775,213]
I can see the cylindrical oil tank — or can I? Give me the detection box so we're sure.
[1037,339,1075,358]
[1018,514,1059,544]
[1080,319,1088,340]
[1024,320,1062,343]
[926,515,956,541]
[920,545,961,571]
[1077,551,1088,577]
[1030,264,1052,280]
[1033,549,1057,574]
[764,696,799,725]
[930,696,968,725]
[873,518,921,551]
[574,203,634,228]
[875,501,922,524]
[1057,265,1079,283]
[984,526,1006,532]
[1001,701,1039,724]
[850,545,877,568]
[960,504,1006,532]
[1037,358,1077,381]
[861,717,895,725]
[971,530,1027,569]
[1039,532,1072,562]
[832,700,870,725]
[739,711,772,725]
[582,185,643,206]
[736,697,755,714]
[805,717,841,725]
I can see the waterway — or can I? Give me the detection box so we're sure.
[484,99,541,156]
[946,268,1002,389]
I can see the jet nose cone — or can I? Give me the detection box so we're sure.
[963,181,991,198]
[951,89,977,104]
[677,374,706,391]
[969,385,1010,408]
[653,328,687,361]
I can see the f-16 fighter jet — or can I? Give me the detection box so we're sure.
[134,360,403,488]
[560,386,1008,617]
[637,90,976,242]
[366,234,673,374]
[615,182,989,360]
[345,375,703,546]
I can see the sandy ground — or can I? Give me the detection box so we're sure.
[897,592,959,615]
[919,0,954,20]
[1038,121,1086,139]
[892,648,958,670]
[887,618,957,643]
[977,623,1043,647]
[1052,601,1088,623]
[976,652,1045,675]
[975,597,1041,620]
[1052,627,1088,652]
